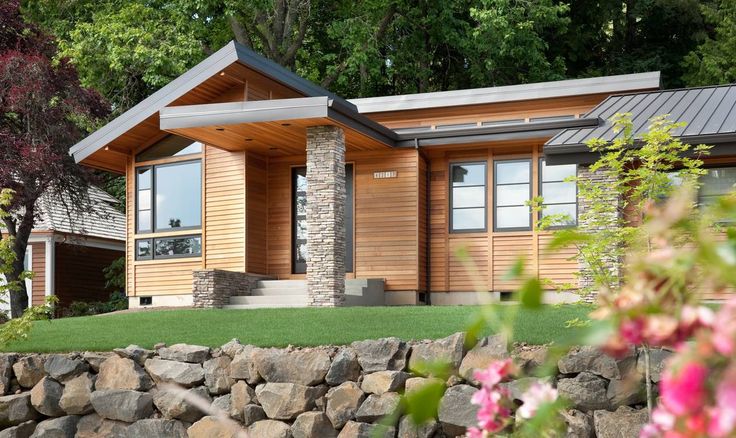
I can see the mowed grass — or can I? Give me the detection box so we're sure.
[2,305,592,353]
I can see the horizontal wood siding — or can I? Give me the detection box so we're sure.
[492,234,534,291]
[449,236,488,291]
[246,152,268,274]
[30,242,45,306]
[537,233,578,288]
[418,155,428,292]
[267,156,294,277]
[134,260,202,296]
[54,243,123,309]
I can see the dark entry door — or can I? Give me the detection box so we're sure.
[292,165,353,274]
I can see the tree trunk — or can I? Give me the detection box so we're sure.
[8,264,28,318]
[4,206,35,318]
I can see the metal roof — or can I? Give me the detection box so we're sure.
[545,84,736,155]
[349,72,661,113]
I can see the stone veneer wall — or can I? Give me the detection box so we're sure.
[0,334,665,438]
[305,125,346,307]
[192,270,267,308]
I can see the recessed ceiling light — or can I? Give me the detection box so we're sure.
[281,123,291,127]
[245,138,253,142]
[216,128,225,131]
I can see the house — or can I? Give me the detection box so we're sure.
[68,41,736,309]
[0,186,125,315]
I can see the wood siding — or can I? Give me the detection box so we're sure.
[246,152,268,274]
[54,243,123,309]
[29,241,45,306]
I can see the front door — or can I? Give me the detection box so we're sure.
[292,164,353,274]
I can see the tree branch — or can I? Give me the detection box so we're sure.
[228,16,253,48]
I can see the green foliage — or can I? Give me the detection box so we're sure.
[0,189,33,312]
[103,256,125,292]
[404,379,447,425]
[683,0,736,86]
[0,296,57,347]
[63,291,128,318]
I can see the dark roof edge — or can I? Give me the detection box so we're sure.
[545,131,736,155]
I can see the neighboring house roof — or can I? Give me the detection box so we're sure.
[545,84,736,157]
[34,186,125,242]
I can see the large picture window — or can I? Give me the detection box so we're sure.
[699,167,736,206]
[450,162,487,232]
[540,159,577,227]
[136,160,201,233]
[494,160,531,231]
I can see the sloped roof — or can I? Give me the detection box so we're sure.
[545,84,736,154]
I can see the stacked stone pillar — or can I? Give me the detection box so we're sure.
[305,125,346,306]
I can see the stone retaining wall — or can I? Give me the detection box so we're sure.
[0,334,666,437]
[192,270,270,308]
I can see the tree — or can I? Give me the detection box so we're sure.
[0,0,107,317]
[683,0,736,86]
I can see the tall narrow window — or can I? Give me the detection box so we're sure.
[494,160,531,231]
[136,168,152,233]
[540,159,577,227]
[450,162,487,232]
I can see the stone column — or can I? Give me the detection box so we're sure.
[306,125,346,306]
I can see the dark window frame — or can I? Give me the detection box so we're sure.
[493,159,532,232]
[135,238,153,261]
[135,167,153,234]
[539,158,578,229]
[698,165,736,206]
[152,234,203,260]
[449,161,488,233]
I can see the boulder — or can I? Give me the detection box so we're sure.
[30,377,64,417]
[211,394,231,414]
[499,377,551,402]
[438,384,478,437]
[44,355,87,382]
[515,346,549,374]
[361,371,410,395]
[636,348,673,383]
[29,416,79,438]
[153,385,210,423]
[12,356,45,389]
[256,382,317,420]
[326,381,365,429]
[247,420,292,438]
[59,372,95,415]
[187,416,241,438]
[127,419,188,438]
[0,393,41,427]
[96,356,152,391]
[561,409,594,438]
[0,420,36,438]
[254,348,331,386]
[557,372,610,412]
[607,372,645,408]
[405,377,444,394]
[293,412,337,438]
[558,346,635,380]
[158,344,211,364]
[355,393,401,424]
[337,421,395,438]
[89,389,153,422]
[220,339,244,358]
[229,345,261,384]
[351,338,409,373]
[398,416,439,438]
[74,413,128,438]
[593,406,649,438]
[230,380,257,421]
[0,354,18,395]
[144,358,205,387]
[242,404,267,426]
[81,352,112,373]
[204,356,234,395]
[459,334,509,384]
[409,333,465,374]
[112,345,154,366]
[326,348,361,386]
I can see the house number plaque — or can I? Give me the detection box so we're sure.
[373,170,397,179]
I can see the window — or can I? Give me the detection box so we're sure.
[450,162,487,232]
[136,168,152,233]
[136,239,152,260]
[494,160,531,231]
[540,159,577,227]
[699,167,736,206]
[136,136,202,162]
[135,161,202,233]
[135,236,202,260]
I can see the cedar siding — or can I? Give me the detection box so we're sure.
[30,241,45,306]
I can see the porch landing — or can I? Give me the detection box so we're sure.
[224,279,385,309]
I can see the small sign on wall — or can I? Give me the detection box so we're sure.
[373,170,398,179]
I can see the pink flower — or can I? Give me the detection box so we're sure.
[660,360,709,416]
[643,315,678,346]
[517,381,558,419]
[473,358,513,387]
[712,302,736,356]
[465,427,486,438]
[620,317,645,345]
[708,372,736,437]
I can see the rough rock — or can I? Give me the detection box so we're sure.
[12,356,45,389]
[203,356,234,395]
[220,339,244,358]
[29,416,79,438]
[351,338,409,373]
[0,354,17,395]
[409,333,465,373]
[558,346,635,380]
[127,419,188,438]
[248,419,292,438]
[557,372,610,412]
[112,345,154,366]
[242,404,267,426]
[607,370,645,408]
[361,371,410,395]
[637,348,673,383]
[74,413,127,438]
[459,334,509,383]
[0,420,36,438]
[144,358,205,387]
[355,393,401,424]
[187,416,240,438]
[326,348,361,386]
[337,421,395,438]
[230,380,257,421]
[154,385,211,423]
[438,384,478,437]
[0,393,41,427]
[59,372,95,415]
[30,377,64,417]
[159,344,211,364]
[516,346,549,374]
[561,409,594,438]
[500,376,551,401]
[44,355,87,382]
[292,411,337,438]
[593,406,649,438]
[211,394,231,414]
[326,381,366,429]
[229,345,261,384]
[81,352,111,373]
[89,389,153,422]
[96,356,152,391]
[254,348,331,386]
[256,382,317,420]
[398,416,439,438]
[405,377,444,394]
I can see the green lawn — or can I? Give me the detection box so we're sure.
[2,305,592,353]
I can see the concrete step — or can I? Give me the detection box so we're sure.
[256,280,307,289]
[249,288,307,296]
[223,303,306,309]
[229,295,309,306]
